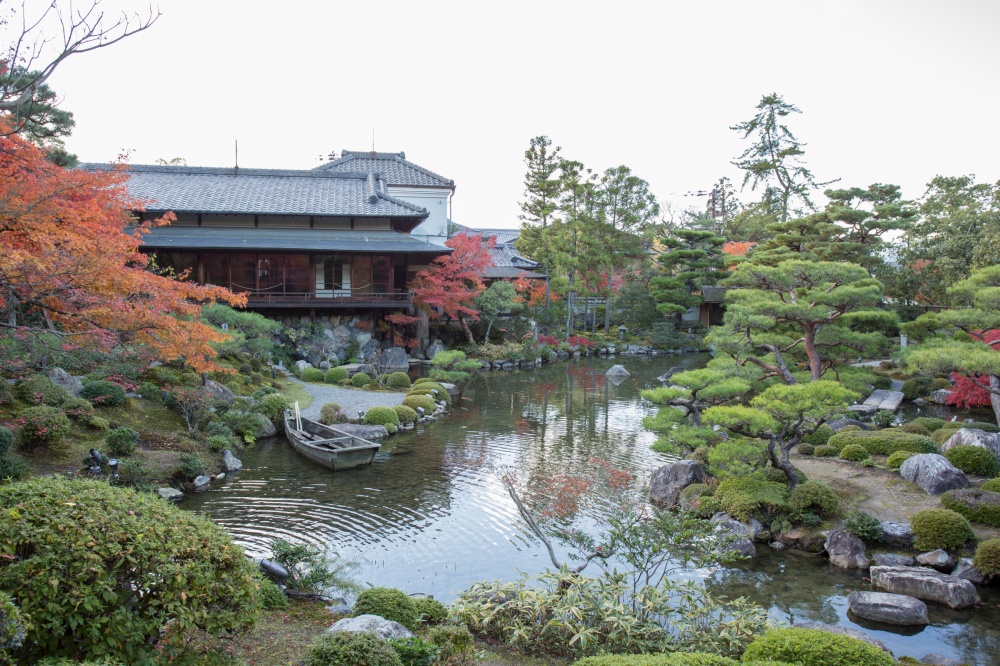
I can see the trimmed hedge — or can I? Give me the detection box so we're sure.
[840,444,871,462]
[572,655,742,666]
[351,372,373,388]
[943,446,1000,477]
[384,372,411,388]
[791,480,840,517]
[827,430,937,456]
[300,367,325,382]
[913,416,948,432]
[973,538,1000,577]
[363,406,400,427]
[911,508,976,551]
[897,422,931,436]
[938,421,1000,434]
[714,478,790,522]
[797,443,815,456]
[402,395,437,414]
[324,367,349,384]
[80,380,126,406]
[352,587,418,630]
[815,445,838,458]
[741,627,895,666]
[393,405,418,424]
[305,631,402,666]
[941,488,1000,527]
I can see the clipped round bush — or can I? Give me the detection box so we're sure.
[839,425,863,433]
[363,406,400,427]
[351,372,372,388]
[384,372,412,389]
[393,405,418,424]
[16,376,69,406]
[840,444,871,462]
[828,429,937,456]
[305,631,402,666]
[174,452,207,481]
[300,367,325,382]
[740,627,895,666]
[797,443,815,456]
[352,587,419,630]
[911,508,976,551]
[427,624,473,662]
[258,577,288,610]
[791,480,840,517]
[413,377,436,386]
[814,445,837,458]
[887,449,917,469]
[981,478,1000,493]
[324,367,349,384]
[106,426,139,456]
[402,395,436,414]
[413,596,449,625]
[944,445,1000,477]
[0,476,260,662]
[0,426,13,457]
[80,380,126,407]
[61,396,95,421]
[932,428,956,446]
[803,424,833,446]
[973,538,1000,577]
[844,510,883,544]
[714,478,790,522]
[15,406,71,453]
[898,422,931,436]
[256,393,290,422]
[319,403,348,425]
[409,385,450,405]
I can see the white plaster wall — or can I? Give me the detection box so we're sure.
[387,186,451,246]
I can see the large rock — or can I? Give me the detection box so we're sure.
[927,388,953,405]
[793,621,892,654]
[870,565,981,609]
[157,487,183,501]
[916,549,956,573]
[294,360,312,373]
[250,412,277,437]
[900,454,969,495]
[605,364,630,377]
[222,449,243,472]
[192,475,211,489]
[381,346,409,370]
[847,591,929,626]
[648,460,704,508]
[359,338,380,359]
[880,522,914,548]
[827,418,872,432]
[327,614,414,640]
[825,530,870,569]
[873,553,915,567]
[919,655,965,666]
[204,379,236,404]
[940,428,1000,457]
[952,557,989,584]
[46,367,83,396]
[709,513,756,558]
[425,340,446,360]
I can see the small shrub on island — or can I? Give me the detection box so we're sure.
[319,403,348,425]
[351,372,372,388]
[300,367,325,383]
[911,508,976,551]
[887,450,917,469]
[393,405,418,424]
[973,538,1000,577]
[305,631,403,666]
[15,406,71,453]
[80,380,126,406]
[106,426,139,456]
[797,443,815,455]
[814,445,838,458]
[352,587,419,630]
[363,406,400,428]
[839,444,871,462]
[791,480,840,517]
[383,372,411,388]
[944,446,1000,477]
[402,395,437,414]
[174,453,207,481]
[740,627,895,666]
[324,367,349,384]
[16,376,69,406]
[844,510,883,544]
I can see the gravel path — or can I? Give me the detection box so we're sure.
[286,376,406,420]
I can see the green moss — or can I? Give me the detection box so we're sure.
[828,430,937,455]
[324,368,349,384]
[351,372,372,388]
[973,538,1000,576]
[887,450,916,469]
[741,627,895,666]
[714,478,790,522]
[839,444,871,462]
[911,508,976,551]
[941,489,1000,527]
[352,587,418,630]
[791,480,840,517]
[943,446,1000,477]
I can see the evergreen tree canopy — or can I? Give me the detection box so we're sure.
[649,228,727,317]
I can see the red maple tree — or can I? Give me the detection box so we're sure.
[946,330,1000,409]
[0,124,245,372]
[410,232,494,344]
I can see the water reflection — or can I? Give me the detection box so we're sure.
[183,355,998,665]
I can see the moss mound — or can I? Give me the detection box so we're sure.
[324,367,349,384]
[828,429,937,456]
[973,538,1000,577]
[791,480,840,517]
[352,587,418,630]
[941,488,1000,527]
[714,478,790,522]
[911,507,976,551]
[393,405,418,424]
[840,444,871,462]
[351,372,372,388]
[383,372,411,388]
[943,446,1000,477]
[740,627,895,666]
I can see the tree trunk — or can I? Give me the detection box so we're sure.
[991,375,1000,427]
[604,283,612,334]
[484,318,494,343]
[768,436,799,490]
[803,325,822,381]
[459,316,475,345]
[565,291,574,340]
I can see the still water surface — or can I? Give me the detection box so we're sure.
[184,356,999,665]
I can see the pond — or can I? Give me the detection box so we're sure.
[183,356,999,665]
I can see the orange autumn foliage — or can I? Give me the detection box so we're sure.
[722,241,755,257]
[0,126,245,372]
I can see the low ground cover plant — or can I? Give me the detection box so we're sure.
[740,627,896,666]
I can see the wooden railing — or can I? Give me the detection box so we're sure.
[245,290,412,308]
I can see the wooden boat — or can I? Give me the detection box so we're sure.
[283,408,380,470]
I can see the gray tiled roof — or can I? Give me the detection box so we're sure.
[80,164,429,218]
[137,226,450,254]
[483,266,546,280]
[314,151,454,188]
[491,243,540,270]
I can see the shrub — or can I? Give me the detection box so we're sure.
[0,477,260,662]
[251,386,278,400]
[105,426,139,456]
[941,488,1000,527]
[0,589,28,660]
[714,478,790,522]
[16,376,69,406]
[300,367,325,382]
[256,393,290,422]
[740,627,895,666]
[113,458,154,491]
[402,395,437,414]
[887,450,917,469]
[363,406,400,427]
[0,454,29,480]
[384,372,412,389]
[0,382,13,406]
[803,424,833,446]
[911,508,976,551]
[982,478,1000,492]
[413,597,449,625]
[61,396,95,421]
[898,422,931,436]
[353,587,419,630]
[325,367,349,384]
[0,427,13,456]
[269,539,361,596]
[839,425,863,433]
[205,421,234,438]
[939,420,1000,434]
[944,446,1000,477]
[393,405,418,424]
[797,443,815,455]
[844,510,883,544]
[338,378,352,386]
[352,372,372,387]
[791,480,839,517]
[409,384,450,405]
[913,416,948,432]
[305,631,402,666]
[427,624,473,661]
[932,428,955,446]
[413,377,435,386]
[174,453,207,481]
[386,636,440,666]
[80,380,126,406]
[902,376,935,400]
[257,577,288,610]
[15,406,71,453]
[814,445,837,458]
[827,430,937,456]
[973,538,1000,577]
[206,435,231,452]
[319,403,348,425]
[839,444,871,462]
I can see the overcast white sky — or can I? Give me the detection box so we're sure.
[39,0,1000,228]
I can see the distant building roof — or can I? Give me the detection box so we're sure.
[81,164,429,219]
[314,150,454,188]
[451,224,545,279]
[137,226,448,254]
